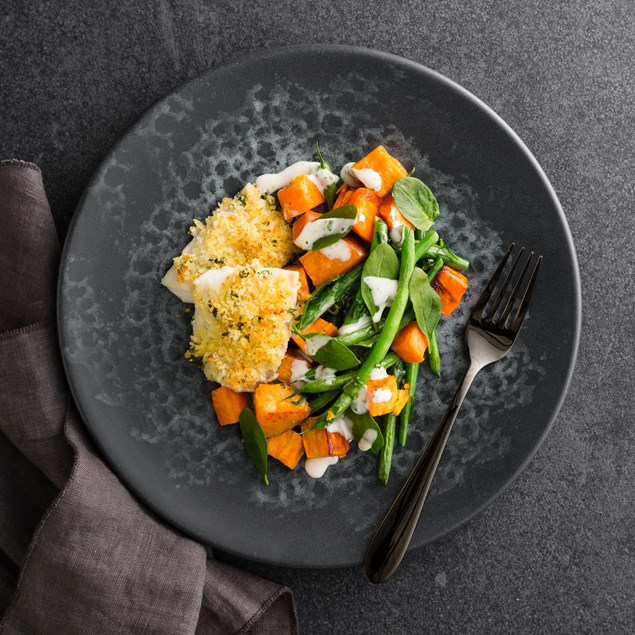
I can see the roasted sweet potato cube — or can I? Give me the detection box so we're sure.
[367,375,399,417]
[302,428,330,458]
[352,146,408,198]
[278,174,324,221]
[333,184,353,209]
[378,193,415,232]
[391,321,428,363]
[211,386,249,426]
[432,266,469,317]
[327,431,350,457]
[267,429,305,470]
[291,317,338,354]
[300,234,368,288]
[393,385,410,416]
[253,383,310,437]
[349,188,382,243]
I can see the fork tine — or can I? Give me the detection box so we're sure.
[511,255,542,330]
[498,251,533,323]
[472,243,515,315]
[487,247,525,318]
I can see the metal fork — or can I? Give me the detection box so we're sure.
[364,244,542,584]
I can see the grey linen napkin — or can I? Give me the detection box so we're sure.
[0,160,298,634]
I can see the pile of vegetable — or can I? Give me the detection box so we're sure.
[208,144,469,485]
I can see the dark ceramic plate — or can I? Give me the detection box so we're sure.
[58,46,580,568]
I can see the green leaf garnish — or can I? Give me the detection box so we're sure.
[239,408,269,485]
[392,177,440,231]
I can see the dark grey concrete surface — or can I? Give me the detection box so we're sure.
[2,1,633,633]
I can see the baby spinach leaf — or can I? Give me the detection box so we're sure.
[409,267,442,341]
[239,408,269,485]
[347,410,384,456]
[310,204,358,251]
[361,242,400,321]
[392,177,440,231]
[305,334,361,370]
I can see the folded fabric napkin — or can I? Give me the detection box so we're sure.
[0,160,298,634]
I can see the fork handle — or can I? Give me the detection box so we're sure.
[364,361,481,583]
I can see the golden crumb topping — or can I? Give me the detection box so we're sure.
[173,183,297,289]
[189,263,299,392]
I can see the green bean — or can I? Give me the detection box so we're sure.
[308,389,339,414]
[300,352,400,394]
[337,304,417,347]
[336,321,378,346]
[413,231,440,262]
[298,263,363,329]
[378,413,396,485]
[316,229,416,424]
[422,244,469,270]
[398,362,420,446]
[371,217,389,250]
[428,328,441,377]
[427,256,445,282]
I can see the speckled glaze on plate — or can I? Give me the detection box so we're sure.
[58,45,580,568]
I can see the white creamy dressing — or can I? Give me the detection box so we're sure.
[314,365,337,382]
[255,161,338,195]
[319,240,351,262]
[305,456,339,478]
[326,414,354,441]
[390,223,405,247]
[369,366,388,380]
[363,276,399,323]
[357,428,378,452]
[309,167,339,194]
[340,162,361,187]
[350,386,369,414]
[290,358,311,387]
[337,314,371,336]
[294,217,355,250]
[371,388,393,403]
[304,334,331,356]
[352,167,382,192]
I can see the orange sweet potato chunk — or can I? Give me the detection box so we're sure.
[333,184,353,209]
[391,321,428,363]
[367,375,399,417]
[327,431,350,458]
[302,428,349,458]
[378,193,415,231]
[348,188,382,243]
[302,428,330,458]
[352,146,408,198]
[267,429,305,469]
[278,174,324,221]
[432,266,469,317]
[253,383,310,437]
[211,387,249,426]
[299,234,368,288]
[291,317,338,353]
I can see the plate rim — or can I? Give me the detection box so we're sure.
[57,44,582,568]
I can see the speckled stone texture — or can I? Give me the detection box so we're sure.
[1,0,633,633]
